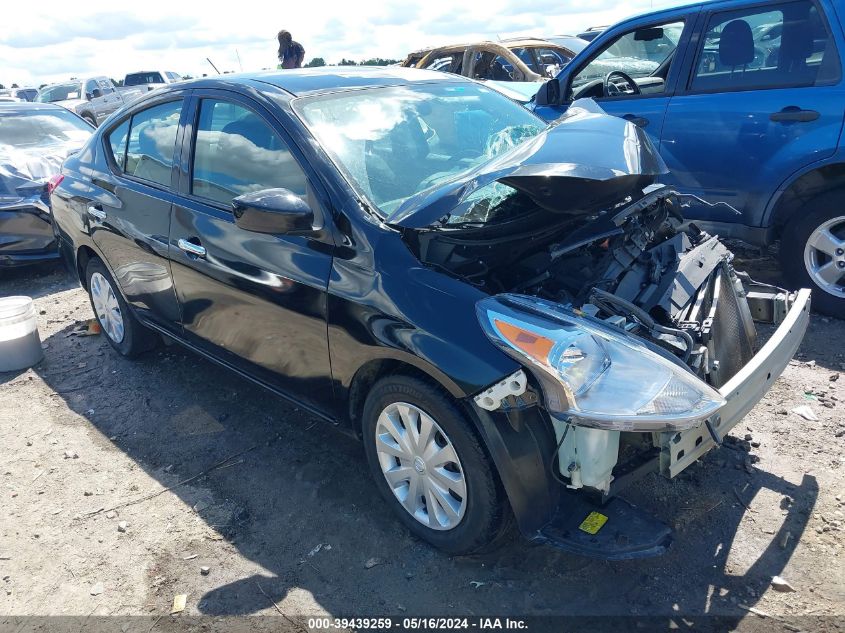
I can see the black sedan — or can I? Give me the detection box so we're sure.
[51,68,809,558]
[1,103,93,266]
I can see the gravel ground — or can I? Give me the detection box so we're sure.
[0,255,843,633]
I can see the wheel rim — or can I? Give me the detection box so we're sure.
[804,216,845,299]
[90,272,125,343]
[374,402,467,531]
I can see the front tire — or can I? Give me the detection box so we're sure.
[362,375,510,554]
[85,258,158,357]
[779,191,845,319]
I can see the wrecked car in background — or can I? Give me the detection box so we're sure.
[1,103,93,266]
[402,37,580,97]
[51,68,809,558]
[401,38,581,103]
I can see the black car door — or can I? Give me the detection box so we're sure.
[168,90,335,409]
[91,95,188,332]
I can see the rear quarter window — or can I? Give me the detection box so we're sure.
[107,119,130,171]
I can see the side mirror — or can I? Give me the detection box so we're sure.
[535,79,561,106]
[232,188,315,235]
[90,88,102,99]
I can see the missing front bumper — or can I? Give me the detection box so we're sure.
[659,288,811,478]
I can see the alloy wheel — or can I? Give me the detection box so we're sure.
[803,216,845,299]
[374,402,467,531]
[90,272,125,343]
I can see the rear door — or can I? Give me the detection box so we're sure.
[659,0,845,228]
[91,95,187,332]
[168,90,335,405]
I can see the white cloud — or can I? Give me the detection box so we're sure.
[0,0,687,87]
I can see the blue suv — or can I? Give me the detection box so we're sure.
[533,0,845,317]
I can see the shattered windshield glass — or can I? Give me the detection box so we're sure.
[443,182,531,226]
[294,82,545,217]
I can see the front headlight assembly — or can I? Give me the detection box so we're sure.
[476,294,725,432]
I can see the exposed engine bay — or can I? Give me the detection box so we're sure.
[408,186,764,389]
[404,185,796,497]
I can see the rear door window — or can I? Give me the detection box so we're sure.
[108,100,183,186]
[97,79,114,94]
[190,99,307,206]
[690,0,841,92]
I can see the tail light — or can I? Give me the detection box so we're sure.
[47,174,64,195]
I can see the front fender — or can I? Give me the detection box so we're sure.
[465,402,560,537]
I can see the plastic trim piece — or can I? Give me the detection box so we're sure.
[473,369,528,411]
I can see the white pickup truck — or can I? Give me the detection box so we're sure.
[36,77,144,127]
[123,70,183,92]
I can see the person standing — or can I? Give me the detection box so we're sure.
[277,30,305,69]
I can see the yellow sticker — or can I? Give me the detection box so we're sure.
[579,511,608,535]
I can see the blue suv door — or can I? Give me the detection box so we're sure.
[660,0,844,233]
[533,6,700,151]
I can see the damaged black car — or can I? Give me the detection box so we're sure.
[0,103,93,267]
[50,68,810,558]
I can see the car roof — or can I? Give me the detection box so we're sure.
[0,101,69,115]
[0,102,67,114]
[179,66,465,97]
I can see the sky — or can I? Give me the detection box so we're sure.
[0,0,686,87]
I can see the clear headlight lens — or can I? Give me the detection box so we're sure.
[477,294,725,432]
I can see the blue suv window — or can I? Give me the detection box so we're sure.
[691,0,841,92]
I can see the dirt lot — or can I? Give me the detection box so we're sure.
[1,253,844,632]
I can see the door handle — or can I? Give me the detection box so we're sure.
[623,114,649,128]
[770,108,820,123]
[87,204,106,221]
[177,238,207,258]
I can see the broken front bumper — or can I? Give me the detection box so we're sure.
[660,288,811,478]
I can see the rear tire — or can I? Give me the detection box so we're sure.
[362,375,510,555]
[85,258,158,358]
[779,190,845,319]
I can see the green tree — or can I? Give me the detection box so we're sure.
[11,83,19,88]
[338,58,357,66]
[360,58,399,66]
[305,57,326,68]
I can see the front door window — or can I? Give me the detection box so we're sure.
[569,21,685,99]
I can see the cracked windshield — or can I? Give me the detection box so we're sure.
[295,82,544,219]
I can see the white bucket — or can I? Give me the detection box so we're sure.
[0,296,44,372]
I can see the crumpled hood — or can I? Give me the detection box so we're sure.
[387,99,668,229]
[0,142,80,209]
